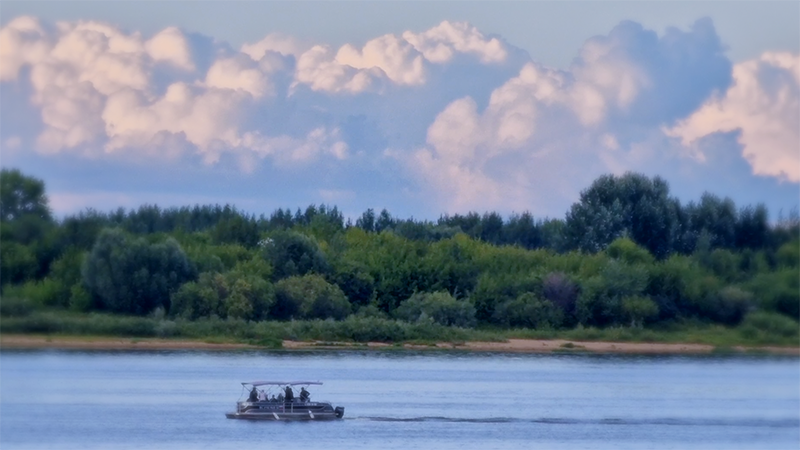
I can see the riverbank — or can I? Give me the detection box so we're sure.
[2,334,797,355]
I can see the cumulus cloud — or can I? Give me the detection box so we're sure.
[1,15,797,219]
[667,52,800,182]
[407,18,741,213]
[1,16,346,164]
[292,20,509,93]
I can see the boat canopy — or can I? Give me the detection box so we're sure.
[242,381,323,387]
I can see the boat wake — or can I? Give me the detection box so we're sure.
[351,416,799,428]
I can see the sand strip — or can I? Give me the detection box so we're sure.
[0,335,256,350]
[3,335,797,355]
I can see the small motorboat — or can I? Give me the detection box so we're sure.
[225,381,344,421]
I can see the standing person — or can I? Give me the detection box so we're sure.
[299,387,310,402]
[248,386,258,402]
[284,385,294,403]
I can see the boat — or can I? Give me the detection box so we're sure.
[225,381,345,421]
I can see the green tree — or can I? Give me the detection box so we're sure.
[83,229,195,315]
[492,292,563,329]
[577,260,649,326]
[212,214,260,248]
[262,230,329,280]
[1,168,52,223]
[394,291,477,328]
[621,296,659,327]
[565,172,678,259]
[272,274,350,320]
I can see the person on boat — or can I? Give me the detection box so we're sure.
[284,386,294,403]
[299,387,310,402]
[248,387,258,402]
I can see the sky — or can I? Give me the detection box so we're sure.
[1,1,798,222]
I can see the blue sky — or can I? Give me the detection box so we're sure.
[1,1,798,221]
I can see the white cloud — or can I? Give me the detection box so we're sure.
[667,52,800,182]
[205,54,270,98]
[145,26,194,70]
[241,32,305,60]
[290,20,509,93]
[1,18,348,167]
[1,16,796,219]
[402,21,507,64]
[0,16,51,81]
[403,19,758,215]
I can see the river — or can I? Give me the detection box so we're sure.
[1,349,798,449]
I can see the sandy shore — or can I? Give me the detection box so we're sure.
[285,338,800,355]
[0,335,259,350]
[1,334,797,355]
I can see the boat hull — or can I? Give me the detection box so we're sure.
[225,401,344,421]
[225,411,340,421]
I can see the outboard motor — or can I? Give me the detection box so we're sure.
[334,406,345,419]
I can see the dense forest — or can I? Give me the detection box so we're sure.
[1,168,798,345]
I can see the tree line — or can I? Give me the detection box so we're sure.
[1,168,798,334]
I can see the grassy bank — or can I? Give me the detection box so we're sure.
[1,309,797,349]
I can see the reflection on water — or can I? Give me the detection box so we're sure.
[1,350,798,450]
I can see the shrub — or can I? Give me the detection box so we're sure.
[576,260,648,326]
[2,279,61,307]
[171,271,274,321]
[262,230,330,280]
[739,311,799,340]
[701,286,753,325]
[273,274,350,320]
[606,237,655,265]
[0,295,39,317]
[542,272,580,323]
[83,229,195,315]
[68,284,93,312]
[493,292,563,329]
[775,239,799,269]
[621,296,659,327]
[746,269,800,320]
[395,291,476,328]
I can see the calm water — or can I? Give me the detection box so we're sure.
[0,349,798,450]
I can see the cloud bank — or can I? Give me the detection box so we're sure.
[0,16,797,218]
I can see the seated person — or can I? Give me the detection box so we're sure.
[299,387,310,402]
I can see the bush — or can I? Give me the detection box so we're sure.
[606,237,655,265]
[542,272,579,324]
[493,292,563,329]
[471,272,541,323]
[69,284,93,312]
[621,296,659,327]
[395,291,476,328]
[273,274,350,320]
[1,279,61,307]
[576,260,648,326]
[0,295,40,317]
[171,271,274,321]
[262,230,330,280]
[83,229,195,315]
[739,311,799,343]
[775,239,799,269]
[745,269,800,320]
[701,286,753,325]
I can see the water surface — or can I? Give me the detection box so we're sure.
[1,349,797,449]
